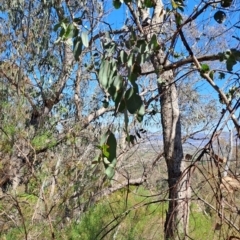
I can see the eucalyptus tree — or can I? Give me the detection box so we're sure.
[80,0,239,239]
[0,1,115,224]
[0,0,240,239]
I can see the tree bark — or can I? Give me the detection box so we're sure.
[159,77,191,239]
[137,0,192,238]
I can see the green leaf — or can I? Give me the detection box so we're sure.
[81,32,89,47]
[136,114,144,122]
[110,158,117,167]
[226,56,237,71]
[59,27,65,38]
[115,91,125,112]
[99,60,111,89]
[64,24,78,39]
[125,88,143,114]
[73,37,82,61]
[136,104,145,122]
[172,0,178,9]
[148,34,160,51]
[100,131,117,162]
[218,72,225,79]
[136,39,147,53]
[102,100,109,108]
[214,11,226,24]
[175,12,183,25]
[102,144,110,158]
[106,132,117,161]
[108,75,123,100]
[103,157,111,165]
[113,0,122,9]
[100,132,109,146]
[137,104,145,116]
[172,0,184,10]
[119,50,128,64]
[209,71,214,80]
[53,23,61,31]
[126,135,136,145]
[105,166,115,179]
[221,0,232,8]
[128,63,141,82]
[201,64,210,73]
[144,0,155,8]
[127,53,135,67]
[73,17,82,25]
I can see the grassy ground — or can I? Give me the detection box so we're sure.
[1,148,240,240]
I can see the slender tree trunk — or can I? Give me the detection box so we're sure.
[136,0,192,237]
[159,79,191,239]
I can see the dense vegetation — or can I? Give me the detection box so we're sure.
[0,0,239,239]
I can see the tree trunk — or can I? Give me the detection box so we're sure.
[140,0,191,237]
[159,78,191,239]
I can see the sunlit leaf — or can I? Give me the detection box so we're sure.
[119,50,128,64]
[105,166,115,179]
[102,144,110,158]
[81,31,89,47]
[100,131,109,146]
[127,53,135,67]
[201,64,210,73]
[65,24,78,39]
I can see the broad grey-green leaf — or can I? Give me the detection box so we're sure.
[127,53,135,67]
[137,104,145,116]
[81,31,89,47]
[100,131,109,146]
[54,23,61,31]
[64,24,78,39]
[105,166,115,179]
[106,131,117,161]
[126,89,143,114]
[115,91,125,112]
[108,75,123,100]
[128,63,141,82]
[226,56,237,71]
[73,37,82,61]
[136,104,145,122]
[109,158,117,168]
[99,60,111,89]
[149,34,159,51]
[119,50,128,64]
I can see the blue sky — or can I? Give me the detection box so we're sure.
[103,1,240,132]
